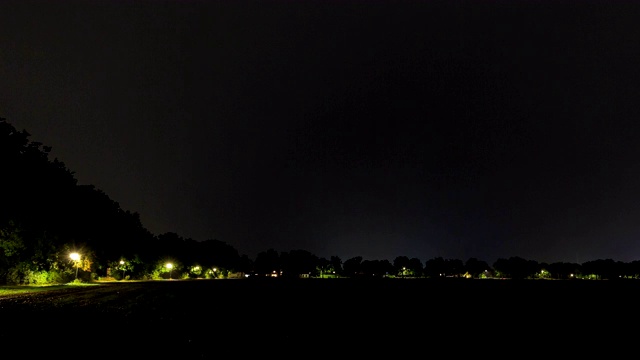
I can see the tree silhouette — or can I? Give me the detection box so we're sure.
[1,116,638,284]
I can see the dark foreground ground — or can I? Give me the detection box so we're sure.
[1,278,638,358]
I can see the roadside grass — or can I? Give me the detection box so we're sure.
[0,282,99,297]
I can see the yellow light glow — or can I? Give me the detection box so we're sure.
[70,252,81,280]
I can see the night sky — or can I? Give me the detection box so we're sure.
[2,0,640,264]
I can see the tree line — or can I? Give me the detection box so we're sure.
[1,117,638,285]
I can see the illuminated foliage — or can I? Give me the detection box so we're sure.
[189,265,202,277]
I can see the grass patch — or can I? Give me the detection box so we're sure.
[0,285,67,296]
[0,283,100,297]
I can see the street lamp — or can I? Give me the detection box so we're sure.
[119,260,125,280]
[166,263,173,280]
[70,252,80,280]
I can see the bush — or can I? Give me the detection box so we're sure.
[13,269,68,285]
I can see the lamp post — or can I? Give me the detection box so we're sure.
[166,263,173,280]
[70,252,80,280]
[120,260,125,280]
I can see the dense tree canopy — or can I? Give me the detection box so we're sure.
[0,118,244,284]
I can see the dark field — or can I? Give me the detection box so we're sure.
[1,278,638,357]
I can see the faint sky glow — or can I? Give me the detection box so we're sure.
[2,0,640,264]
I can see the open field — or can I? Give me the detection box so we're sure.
[1,278,638,357]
